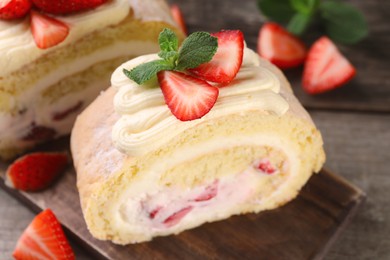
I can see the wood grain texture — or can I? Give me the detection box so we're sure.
[0,158,364,260]
[168,0,390,112]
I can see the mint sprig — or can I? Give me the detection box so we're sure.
[123,28,218,85]
[257,0,368,44]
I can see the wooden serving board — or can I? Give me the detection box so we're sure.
[0,139,364,259]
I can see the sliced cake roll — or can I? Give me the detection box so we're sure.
[71,30,325,244]
[0,0,184,160]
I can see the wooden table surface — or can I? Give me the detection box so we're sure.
[1,0,389,259]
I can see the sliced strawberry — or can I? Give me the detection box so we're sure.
[149,206,162,219]
[163,206,193,228]
[189,30,244,84]
[170,4,187,35]
[53,101,83,121]
[22,125,56,141]
[30,10,69,49]
[13,209,75,260]
[256,159,277,175]
[32,0,107,15]
[257,22,307,69]
[157,71,219,121]
[194,180,218,202]
[5,152,68,192]
[0,0,32,20]
[303,36,356,94]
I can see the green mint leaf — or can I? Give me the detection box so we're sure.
[176,32,218,70]
[289,0,319,15]
[123,60,174,85]
[158,28,179,53]
[287,12,312,35]
[320,1,368,44]
[158,50,178,60]
[257,0,296,24]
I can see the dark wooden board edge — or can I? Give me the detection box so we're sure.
[311,171,366,260]
[0,166,365,260]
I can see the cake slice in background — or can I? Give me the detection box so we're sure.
[0,0,184,160]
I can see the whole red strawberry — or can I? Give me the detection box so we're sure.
[0,0,32,20]
[5,152,68,192]
[32,0,107,15]
[13,209,75,260]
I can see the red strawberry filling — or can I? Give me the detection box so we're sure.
[124,159,285,230]
[255,158,277,175]
[163,206,193,228]
[52,101,83,121]
[22,124,56,141]
[193,180,218,202]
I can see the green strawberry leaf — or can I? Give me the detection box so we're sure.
[257,0,296,24]
[320,1,368,44]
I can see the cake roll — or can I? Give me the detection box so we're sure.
[71,40,325,244]
[0,0,184,160]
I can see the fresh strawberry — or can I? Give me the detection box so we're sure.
[157,71,219,121]
[13,209,75,260]
[170,4,187,35]
[32,0,107,15]
[194,180,218,202]
[303,36,356,94]
[30,10,69,49]
[189,30,244,84]
[5,152,68,192]
[256,159,277,175]
[0,0,32,20]
[163,206,193,227]
[257,22,307,69]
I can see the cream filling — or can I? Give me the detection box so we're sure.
[0,0,130,76]
[112,48,290,156]
[0,41,160,144]
[114,135,298,235]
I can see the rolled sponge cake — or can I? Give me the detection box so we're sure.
[0,0,184,160]
[71,47,325,244]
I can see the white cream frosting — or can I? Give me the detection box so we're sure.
[112,48,290,156]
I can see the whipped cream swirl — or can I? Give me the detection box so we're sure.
[111,48,289,156]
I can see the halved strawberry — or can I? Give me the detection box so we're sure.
[5,152,68,192]
[170,4,187,35]
[303,36,356,94]
[13,209,75,260]
[32,0,107,15]
[257,22,307,69]
[189,30,244,84]
[163,206,193,228]
[30,10,69,49]
[0,0,32,20]
[157,71,219,121]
